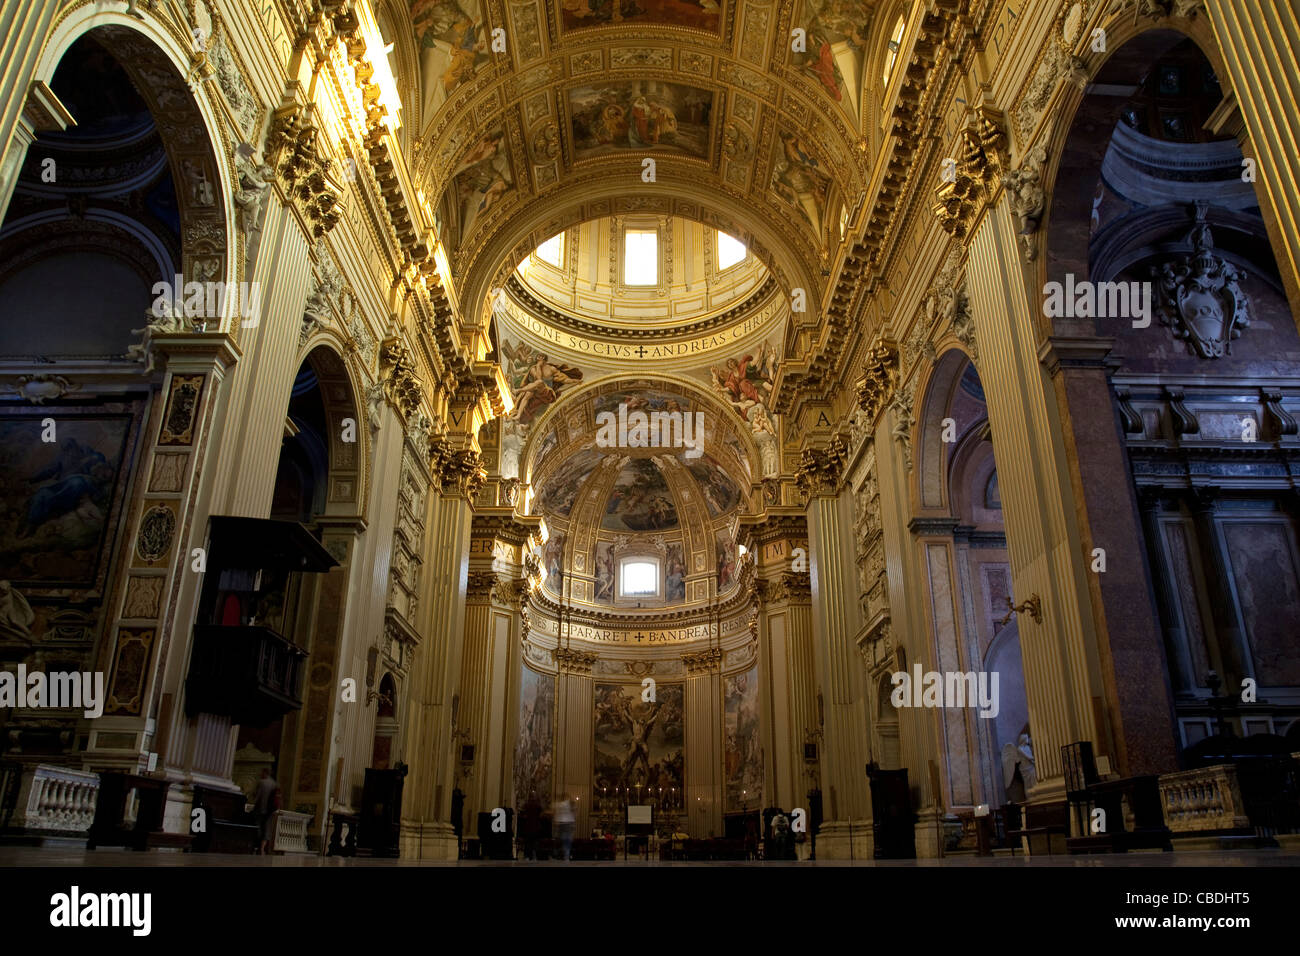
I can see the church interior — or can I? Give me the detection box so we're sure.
[0,0,1299,872]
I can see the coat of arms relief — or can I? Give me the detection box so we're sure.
[1152,208,1252,359]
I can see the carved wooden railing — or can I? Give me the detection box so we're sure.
[1158,765,1251,833]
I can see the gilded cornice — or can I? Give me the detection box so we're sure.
[777,3,963,418]
[470,511,540,547]
[503,274,781,342]
[930,106,1009,241]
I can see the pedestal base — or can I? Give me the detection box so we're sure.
[813,820,873,860]
[914,807,945,859]
[399,820,459,861]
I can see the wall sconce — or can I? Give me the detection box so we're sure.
[999,594,1042,627]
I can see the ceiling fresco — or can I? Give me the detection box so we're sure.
[388,0,897,325]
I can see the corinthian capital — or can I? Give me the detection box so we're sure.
[795,435,846,500]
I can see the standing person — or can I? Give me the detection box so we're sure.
[770,808,789,861]
[554,794,575,861]
[252,767,278,855]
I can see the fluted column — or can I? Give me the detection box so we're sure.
[0,2,61,219]
[965,196,1104,793]
[761,576,816,814]
[205,200,313,517]
[804,456,873,858]
[1205,0,1300,318]
[458,573,520,836]
[553,654,594,834]
[685,659,722,836]
[400,485,473,859]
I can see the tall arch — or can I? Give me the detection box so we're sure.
[909,348,1025,812]
[1038,22,1300,765]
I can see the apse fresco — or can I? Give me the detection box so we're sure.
[602,458,678,531]
[0,415,132,588]
[533,424,558,469]
[793,0,869,113]
[569,81,714,160]
[771,128,832,234]
[501,339,586,424]
[560,0,722,34]
[594,682,685,797]
[715,526,738,592]
[444,124,514,238]
[515,665,555,809]
[536,447,602,515]
[543,531,565,595]
[412,0,490,116]
[724,665,763,811]
[665,542,686,601]
[593,539,616,603]
[687,459,739,516]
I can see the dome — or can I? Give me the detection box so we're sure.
[527,379,752,611]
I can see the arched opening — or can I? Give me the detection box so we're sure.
[914,349,1029,813]
[1044,29,1300,759]
[0,19,229,769]
[232,344,364,829]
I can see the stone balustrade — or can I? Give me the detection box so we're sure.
[1158,764,1251,833]
[10,764,101,834]
[271,810,313,853]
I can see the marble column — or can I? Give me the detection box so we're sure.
[458,571,522,839]
[91,331,238,791]
[1040,337,1178,775]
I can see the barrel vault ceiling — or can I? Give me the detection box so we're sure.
[383,0,888,326]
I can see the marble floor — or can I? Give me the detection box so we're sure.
[1,846,1297,866]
